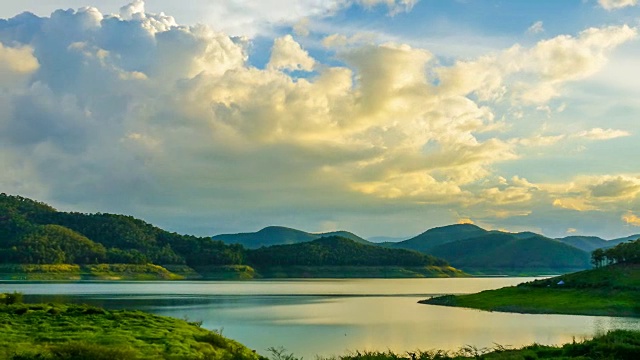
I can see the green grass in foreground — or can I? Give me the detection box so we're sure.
[421,264,640,317]
[0,303,266,360]
[314,330,640,359]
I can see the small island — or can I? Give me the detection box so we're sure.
[421,239,640,318]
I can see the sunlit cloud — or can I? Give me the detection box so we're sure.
[598,0,638,10]
[622,211,640,226]
[0,1,638,238]
[573,128,631,140]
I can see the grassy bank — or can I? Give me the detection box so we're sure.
[318,330,640,360]
[0,264,187,280]
[0,264,468,280]
[0,302,266,360]
[421,263,640,317]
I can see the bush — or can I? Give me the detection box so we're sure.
[3,291,24,305]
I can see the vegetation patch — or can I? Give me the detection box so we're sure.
[421,262,640,317]
[315,330,640,360]
[0,302,266,360]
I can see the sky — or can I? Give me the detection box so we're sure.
[1,0,640,239]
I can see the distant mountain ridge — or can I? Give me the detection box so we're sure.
[384,224,488,252]
[556,234,639,252]
[212,226,371,249]
[428,233,592,274]
[214,222,640,274]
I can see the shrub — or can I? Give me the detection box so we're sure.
[3,291,24,305]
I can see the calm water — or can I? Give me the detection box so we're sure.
[2,278,639,358]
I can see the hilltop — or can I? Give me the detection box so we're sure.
[428,233,592,275]
[384,224,596,274]
[385,224,488,252]
[556,234,638,252]
[213,226,371,249]
[247,236,465,278]
[421,239,640,317]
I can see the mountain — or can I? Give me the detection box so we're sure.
[386,224,488,252]
[213,226,371,248]
[246,236,452,270]
[367,236,411,243]
[556,234,639,252]
[428,233,592,274]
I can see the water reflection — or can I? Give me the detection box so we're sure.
[2,279,639,359]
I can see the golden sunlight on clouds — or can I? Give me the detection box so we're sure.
[268,35,316,71]
[457,218,474,225]
[552,198,598,211]
[1,1,639,237]
[622,211,640,226]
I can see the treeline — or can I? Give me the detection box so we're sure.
[0,194,451,270]
[0,194,244,267]
[248,236,448,267]
[591,239,639,267]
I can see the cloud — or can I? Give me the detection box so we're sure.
[566,227,578,233]
[552,198,598,211]
[436,25,637,104]
[195,0,418,36]
[622,211,640,226]
[527,21,544,34]
[544,175,640,213]
[515,134,565,147]
[573,128,631,140]
[355,0,418,15]
[0,42,39,86]
[267,35,316,71]
[589,176,640,198]
[598,0,638,10]
[0,1,637,237]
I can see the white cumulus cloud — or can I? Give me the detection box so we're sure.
[598,0,638,10]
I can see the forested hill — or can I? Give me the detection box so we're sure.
[428,233,592,274]
[0,194,459,279]
[213,226,371,248]
[247,236,448,267]
[0,193,244,268]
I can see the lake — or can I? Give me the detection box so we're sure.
[2,278,639,358]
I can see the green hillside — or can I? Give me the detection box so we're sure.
[428,233,592,274]
[249,236,448,266]
[0,301,265,360]
[0,194,245,273]
[422,241,640,317]
[213,226,371,248]
[247,236,465,277]
[386,224,488,252]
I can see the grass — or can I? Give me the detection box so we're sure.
[421,263,640,317]
[317,330,640,359]
[0,302,266,360]
[0,264,187,280]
